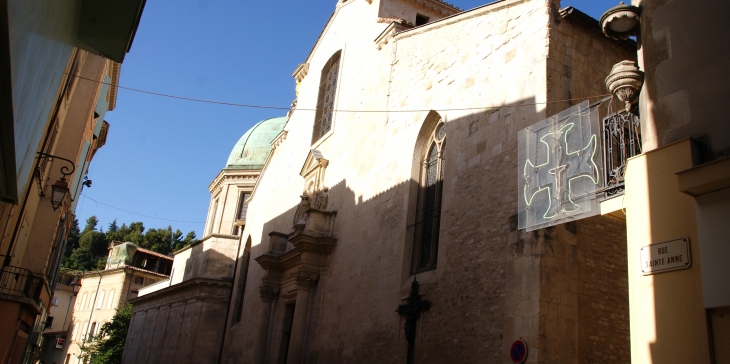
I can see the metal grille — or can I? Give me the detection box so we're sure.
[317,59,339,137]
[602,110,642,196]
[0,265,43,300]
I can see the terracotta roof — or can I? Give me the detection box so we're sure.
[134,246,174,261]
[432,0,460,11]
[83,265,170,278]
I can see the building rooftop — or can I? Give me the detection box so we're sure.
[225,117,287,170]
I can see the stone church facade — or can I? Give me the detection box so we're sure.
[125,0,636,363]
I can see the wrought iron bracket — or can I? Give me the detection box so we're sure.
[36,152,76,179]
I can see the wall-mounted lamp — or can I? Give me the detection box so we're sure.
[36,152,76,211]
[71,278,82,295]
[600,2,641,40]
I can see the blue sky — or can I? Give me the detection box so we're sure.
[75,0,624,237]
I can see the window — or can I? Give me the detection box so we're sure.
[208,199,219,236]
[312,51,341,144]
[81,322,88,341]
[107,290,115,309]
[416,13,430,26]
[412,121,446,272]
[232,238,252,323]
[89,322,97,339]
[79,292,87,309]
[51,297,59,306]
[96,290,105,309]
[232,192,250,235]
[72,322,80,341]
[86,291,95,309]
[45,316,55,329]
[133,276,144,285]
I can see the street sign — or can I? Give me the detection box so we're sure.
[640,237,691,275]
[510,339,528,363]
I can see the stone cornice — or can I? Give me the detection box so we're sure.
[128,277,231,304]
[375,21,412,50]
[400,0,461,16]
[208,169,260,193]
[108,62,120,111]
[255,249,302,273]
[292,63,309,83]
[289,232,337,255]
[270,130,288,150]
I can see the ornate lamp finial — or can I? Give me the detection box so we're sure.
[605,60,644,112]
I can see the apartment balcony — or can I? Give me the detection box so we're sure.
[0,265,49,314]
[599,109,642,221]
[602,109,642,197]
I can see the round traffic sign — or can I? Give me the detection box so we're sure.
[510,339,528,363]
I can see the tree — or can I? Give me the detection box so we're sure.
[63,218,81,259]
[108,220,119,234]
[173,231,198,252]
[83,216,99,234]
[63,247,95,271]
[79,304,133,364]
[79,230,109,258]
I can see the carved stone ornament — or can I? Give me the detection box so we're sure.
[293,192,311,227]
[605,60,645,112]
[311,187,329,210]
[259,284,278,303]
[599,2,641,40]
[295,270,319,289]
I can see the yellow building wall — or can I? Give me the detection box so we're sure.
[624,139,711,363]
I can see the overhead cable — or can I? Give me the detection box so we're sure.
[80,194,205,224]
[72,74,613,113]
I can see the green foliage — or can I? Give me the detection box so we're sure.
[79,304,133,364]
[83,216,99,234]
[107,220,118,234]
[63,247,95,271]
[79,230,109,258]
[62,215,199,272]
[63,218,81,259]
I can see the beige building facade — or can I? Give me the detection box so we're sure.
[0,1,146,362]
[63,244,171,364]
[594,0,730,363]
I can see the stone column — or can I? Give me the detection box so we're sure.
[253,285,277,364]
[286,271,318,364]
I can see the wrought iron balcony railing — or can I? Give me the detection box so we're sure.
[0,265,44,301]
[602,109,642,196]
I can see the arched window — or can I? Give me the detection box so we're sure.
[232,237,252,323]
[96,290,105,309]
[81,322,88,341]
[72,322,80,341]
[312,51,341,144]
[79,292,87,309]
[87,291,95,309]
[412,120,446,272]
[107,290,116,309]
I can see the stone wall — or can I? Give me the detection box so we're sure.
[220,0,633,363]
[123,279,231,364]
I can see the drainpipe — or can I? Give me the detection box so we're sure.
[83,272,102,346]
[218,229,244,363]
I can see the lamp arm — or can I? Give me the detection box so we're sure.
[36,152,76,178]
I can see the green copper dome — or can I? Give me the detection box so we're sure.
[226,116,287,170]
